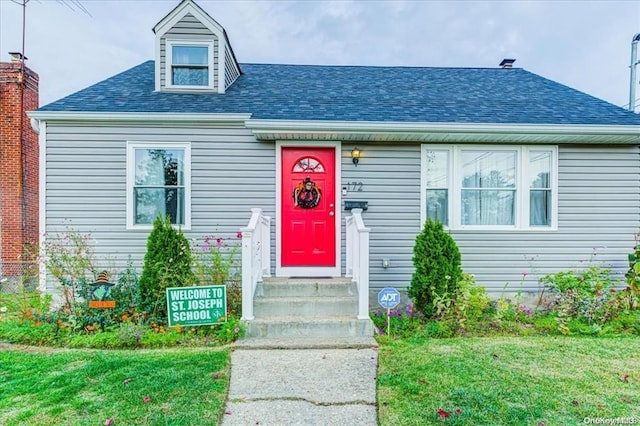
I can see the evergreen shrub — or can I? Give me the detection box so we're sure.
[409,219,462,318]
[138,216,195,320]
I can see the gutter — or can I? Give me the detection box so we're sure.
[27,112,252,125]
[245,119,640,144]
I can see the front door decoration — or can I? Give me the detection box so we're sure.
[293,176,321,209]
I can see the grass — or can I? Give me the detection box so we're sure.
[0,345,229,426]
[1,336,639,425]
[377,336,640,425]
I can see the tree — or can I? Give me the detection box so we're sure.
[138,215,194,320]
[408,219,462,318]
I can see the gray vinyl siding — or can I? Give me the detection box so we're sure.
[342,143,640,296]
[340,144,421,292]
[44,123,275,295]
[225,47,241,89]
[159,13,218,91]
[44,131,639,298]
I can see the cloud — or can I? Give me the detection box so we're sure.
[1,0,639,108]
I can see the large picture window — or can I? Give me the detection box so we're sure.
[127,143,191,229]
[461,150,516,226]
[166,40,214,89]
[421,145,557,230]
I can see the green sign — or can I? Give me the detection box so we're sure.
[166,285,227,327]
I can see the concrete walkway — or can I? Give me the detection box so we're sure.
[222,338,379,425]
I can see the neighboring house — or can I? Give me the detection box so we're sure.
[29,0,640,304]
[0,53,39,283]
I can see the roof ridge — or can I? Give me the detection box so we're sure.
[239,62,521,71]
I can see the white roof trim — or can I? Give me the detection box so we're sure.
[28,111,251,124]
[245,119,640,144]
[153,0,224,38]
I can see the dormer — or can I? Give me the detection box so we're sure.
[153,0,241,93]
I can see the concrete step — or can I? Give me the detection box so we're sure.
[232,336,379,349]
[253,296,357,318]
[245,277,374,341]
[259,277,355,297]
[245,316,375,339]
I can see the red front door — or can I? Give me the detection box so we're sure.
[281,147,336,267]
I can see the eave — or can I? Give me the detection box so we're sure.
[245,119,640,144]
[27,112,252,127]
[26,113,640,145]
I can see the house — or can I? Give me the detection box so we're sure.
[0,53,39,287]
[29,0,640,317]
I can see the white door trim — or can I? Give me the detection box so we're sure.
[275,141,342,277]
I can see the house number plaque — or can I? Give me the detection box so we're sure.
[346,181,363,192]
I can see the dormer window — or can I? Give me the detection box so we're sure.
[153,0,241,93]
[166,40,214,89]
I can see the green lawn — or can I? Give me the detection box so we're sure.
[1,337,639,425]
[377,336,640,425]
[0,345,229,426]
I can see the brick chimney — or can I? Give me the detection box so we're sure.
[0,54,39,276]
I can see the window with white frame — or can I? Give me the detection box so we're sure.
[421,145,557,230]
[424,150,450,226]
[166,40,214,89]
[127,143,191,229]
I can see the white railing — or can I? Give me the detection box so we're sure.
[345,208,370,320]
[240,208,271,321]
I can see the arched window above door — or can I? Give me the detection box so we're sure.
[293,157,325,173]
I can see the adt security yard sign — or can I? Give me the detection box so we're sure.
[378,287,400,309]
[166,285,226,327]
[378,287,401,335]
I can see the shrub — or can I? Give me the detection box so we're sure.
[117,321,147,348]
[192,233,242,316]
[138,216,195,321]
[541,266,623,333]
[449,273,491,329]
[541,266,614,296]
[625,233,640,309]
[193,234,241,285]
[0,290,52,322]
[107,260,140,323]
[408,219,462,318]
[43,226,98,312]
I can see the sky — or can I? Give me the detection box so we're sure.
[1,0,640,109]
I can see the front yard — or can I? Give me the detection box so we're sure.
[1,336,638,425]
[377,336,640,425]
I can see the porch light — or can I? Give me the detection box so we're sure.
[351,147,361,166]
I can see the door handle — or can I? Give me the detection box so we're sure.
[329,211,334,217]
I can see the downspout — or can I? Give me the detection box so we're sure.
[628,33,640,112]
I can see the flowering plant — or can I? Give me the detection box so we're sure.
[192,233,243,316]
[192,233,242,285]
[42,226,98,311]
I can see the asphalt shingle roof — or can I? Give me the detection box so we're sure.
[39,61,640,126]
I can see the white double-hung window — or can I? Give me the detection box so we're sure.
[126,142,191,229]
[421,145,557,230]
[166,40,214,89]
